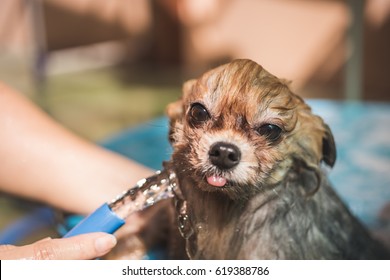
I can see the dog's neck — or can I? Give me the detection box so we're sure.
[174,170,285,259]
[173,165,344,259]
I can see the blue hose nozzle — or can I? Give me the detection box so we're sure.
[63,203,125,238]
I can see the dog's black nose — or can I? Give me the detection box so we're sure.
[209,142,241,170]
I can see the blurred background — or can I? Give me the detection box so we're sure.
[1,0,389,247]
[1,0,389,140]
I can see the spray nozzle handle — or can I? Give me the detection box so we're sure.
[63,203,125,238]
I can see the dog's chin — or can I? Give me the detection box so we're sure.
[184,170,251,201]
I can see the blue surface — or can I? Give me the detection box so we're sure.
[0,207,55,244]
[101,118,172,170]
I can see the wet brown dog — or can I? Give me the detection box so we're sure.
[167,59,389,259]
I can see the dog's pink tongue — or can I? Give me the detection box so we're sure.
[207,175,227,187]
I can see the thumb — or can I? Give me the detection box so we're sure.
[0,232,117,260]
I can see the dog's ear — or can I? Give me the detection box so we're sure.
[322,124,336,167]
[166,79,197,144]
[295,123,335,197]
[182,79,197,100]
[295,110,337,169]
[166,79,196,121]
[166,99,183,122]
[290,108,337,195]
[166,99,183,144]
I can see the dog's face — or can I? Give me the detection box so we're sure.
[167,59,336,201]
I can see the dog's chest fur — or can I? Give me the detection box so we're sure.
[175,169,388,259]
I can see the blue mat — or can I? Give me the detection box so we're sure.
[101,117,172,171]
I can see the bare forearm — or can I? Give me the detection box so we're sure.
[0,83,153,214]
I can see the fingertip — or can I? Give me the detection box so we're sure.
[94,234,117,255]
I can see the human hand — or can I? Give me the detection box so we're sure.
[0,232,117,260]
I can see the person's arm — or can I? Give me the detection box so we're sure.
[0,82,153,215]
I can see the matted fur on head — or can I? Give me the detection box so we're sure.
[167,59,336,200]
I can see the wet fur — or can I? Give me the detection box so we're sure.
[167,59,389,259]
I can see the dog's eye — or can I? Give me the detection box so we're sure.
[189,103,210,126]
[256,124,282,142]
